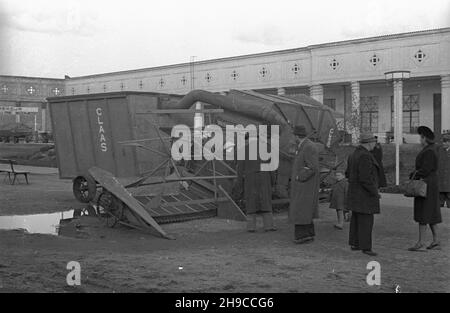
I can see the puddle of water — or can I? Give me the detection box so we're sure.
[0,210,74,235]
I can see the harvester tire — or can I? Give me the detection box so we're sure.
[73,175,97,203]
[96,191,124,228]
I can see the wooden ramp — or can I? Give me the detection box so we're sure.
[88,167,170,239]
[88,166,246,239]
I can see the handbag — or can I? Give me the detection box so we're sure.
[404,171,427,198]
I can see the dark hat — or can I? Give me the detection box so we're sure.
[417,126,435,141]
[442,131,450,142]
[360,132,377,144]
[293,125,307,137]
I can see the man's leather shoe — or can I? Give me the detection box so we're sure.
[294,237,314,244]
[362,250,377,256]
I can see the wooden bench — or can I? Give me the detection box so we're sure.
[0,159,30,185]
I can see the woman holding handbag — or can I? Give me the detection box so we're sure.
[408,126,442,252]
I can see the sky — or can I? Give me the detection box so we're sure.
[0,0,449,78]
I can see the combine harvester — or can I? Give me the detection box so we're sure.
[47,90,340,239]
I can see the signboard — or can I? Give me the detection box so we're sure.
[0,106,39,114]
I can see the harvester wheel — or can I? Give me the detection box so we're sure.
[96,191,124,228]
[73,175,97,203]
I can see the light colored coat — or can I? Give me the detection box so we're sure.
[236,140,273,214]
[329,178,348,210]
[288,138,320,225]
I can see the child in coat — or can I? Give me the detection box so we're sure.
[329,171,349,229]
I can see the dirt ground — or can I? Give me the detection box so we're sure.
[0,169,449,293]
[0,167,82,216]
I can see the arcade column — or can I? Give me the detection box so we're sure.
[41,102,47,132]
[441,75,450,134]
[309,85,323,103]
[277,87,286,96]
[350,81,361,144]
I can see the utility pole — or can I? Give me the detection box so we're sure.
[190,56,196,91]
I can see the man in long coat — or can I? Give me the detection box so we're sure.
[288,125,320,244]
[371,137,387,188]
[236,135,276,232]
[345,133,380,256]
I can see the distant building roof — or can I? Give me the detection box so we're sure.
[65,27,450,80]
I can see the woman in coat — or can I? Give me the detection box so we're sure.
[408,126,442,252]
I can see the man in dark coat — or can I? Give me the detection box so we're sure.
[236,135,276,232]
[437,134,450,208]
[345,132,380,256]
[288,125,320,244]
[371,137,387,188]
[408,126,442,251]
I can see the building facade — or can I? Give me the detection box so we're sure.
[1,28,449,140]
[0,76,64,132]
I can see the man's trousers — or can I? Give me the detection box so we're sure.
[349,212,374,251]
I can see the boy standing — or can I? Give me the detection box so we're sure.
[329,171,349,229]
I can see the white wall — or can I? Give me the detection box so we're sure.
[64,29,450,96]
[322,78,441,136]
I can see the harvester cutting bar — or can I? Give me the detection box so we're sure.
[134,181,227,225]
[136,109,224,114]
[159,197,228,208]
[117,137,171,144]
[138,175,237,186]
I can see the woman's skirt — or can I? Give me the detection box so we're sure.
[414,174,442,225]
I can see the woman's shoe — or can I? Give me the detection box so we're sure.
[408,243,427,252]
[426,242,441,250]
[333,224,343,230]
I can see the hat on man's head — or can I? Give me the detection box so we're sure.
[442,131,450,142]
[360,132,377,144]
[293,125,307,137]
[417,126,435,141]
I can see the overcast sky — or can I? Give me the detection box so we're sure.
[0,0,449,78]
